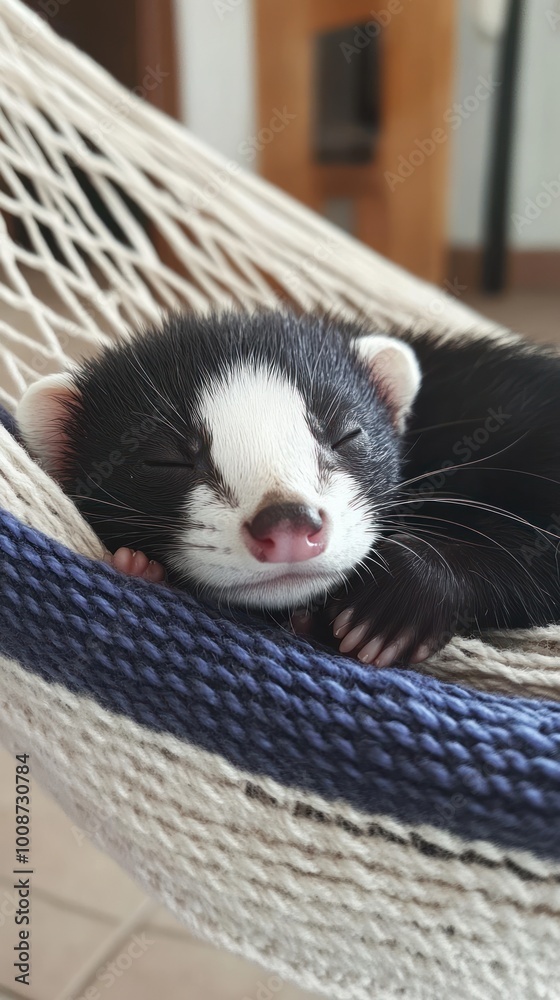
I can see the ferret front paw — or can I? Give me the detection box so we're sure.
[103,547,167,584]
[329,535,461,667]
[332,608,435,666]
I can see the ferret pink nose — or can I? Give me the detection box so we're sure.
[245,503,327,563]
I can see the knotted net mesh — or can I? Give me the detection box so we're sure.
[0,12,560,998]
[0,0,500,414]
[1,0,560,700]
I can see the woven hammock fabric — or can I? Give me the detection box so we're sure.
[0,2,559,998]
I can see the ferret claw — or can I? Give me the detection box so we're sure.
[375,637,410,668]
[333,608,436,667]
[333,607,354,637]
[338,621,370,654]
[410,643,433,664]
[356,636,385,664]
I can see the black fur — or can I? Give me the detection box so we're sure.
[51,310,560,659]
[57,310,399,573]
[351,329,560,654]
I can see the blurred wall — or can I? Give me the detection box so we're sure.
[451,0,560,249]
[509,0,560,248]
[173,0,256,168]
[447,0,496,247]
[174,0,560,250]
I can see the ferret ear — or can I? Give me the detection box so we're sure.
[352,334,421,431]
[16,372,80,479]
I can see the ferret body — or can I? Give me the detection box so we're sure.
[17,310,560,666]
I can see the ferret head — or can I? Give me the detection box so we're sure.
[17,311,420,609]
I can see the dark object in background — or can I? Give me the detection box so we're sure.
[22,0,178,112]
[13,1,178,262]
[255,0,455,284]
[482,0,524,293]
[313,25,380,164]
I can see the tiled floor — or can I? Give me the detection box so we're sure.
[1,290,559,999]
[0,746,318,1000]
[463,290,560,345]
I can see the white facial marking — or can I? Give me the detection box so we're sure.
[202,365,319,505]
[172,363,376,607]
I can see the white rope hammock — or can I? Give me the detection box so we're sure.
[0,4,559,999]
[0,0,506,417]
[0,0,558,700]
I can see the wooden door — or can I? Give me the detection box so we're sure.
[255,0,455,284]
[22,0,178,118]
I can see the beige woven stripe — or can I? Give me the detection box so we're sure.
[0,4,558,997]
[416,631,560,699]
[0,655,558,1000]
[0,424,103,558]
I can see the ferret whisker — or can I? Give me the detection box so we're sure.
[409,417,499,434]
[376,513,553,602]
[383,533,449,573]
[126,354,191,434]
[21,308,560,654]
[359,548,390,572]
[127,406,179,437]
[68,494,151,516]
[83,515,181,531]
[380,495,560,544]
[375,516,495,550]
[371,433,532,501]
[75,481,150,517]
[355,556,382,579]
[379,535,427,571]
[461,465,560,488]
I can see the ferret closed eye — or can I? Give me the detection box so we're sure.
[17,309,560,667]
